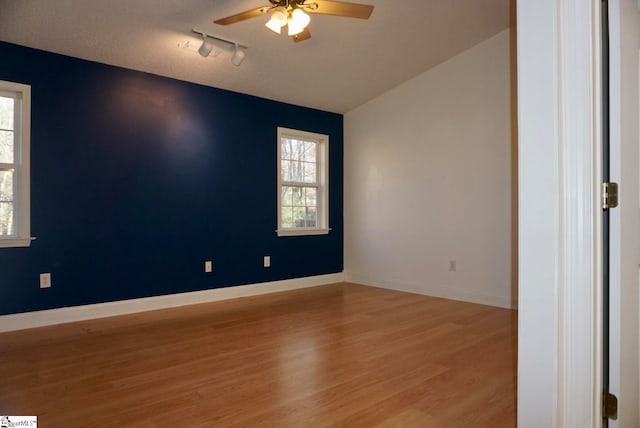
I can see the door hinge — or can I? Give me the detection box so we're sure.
[602,182,619,209]
[603,391,618,420]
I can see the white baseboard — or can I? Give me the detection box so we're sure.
[0,273,345,333]
[344,271,516,310]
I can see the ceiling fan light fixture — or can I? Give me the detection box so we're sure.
[289,8,311,30]
[198,34,214,57]
[287,23,304,36]
[265,19,282,34]
[214,1,374,43]
[231,44,246,66]
[265,6,288,34]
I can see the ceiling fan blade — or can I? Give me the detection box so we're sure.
[214,6,270,25]
[292,28,312,43]
[305,0,374,19]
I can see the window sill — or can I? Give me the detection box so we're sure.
[276,228,330,237]
[0,237,36,248]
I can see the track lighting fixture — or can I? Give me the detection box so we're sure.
[191,29,248,66]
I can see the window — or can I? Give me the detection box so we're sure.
[0,80,32,248]
[277,127,329,236]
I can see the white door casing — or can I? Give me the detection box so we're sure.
[607,1,640,427]
[517,0,602,426]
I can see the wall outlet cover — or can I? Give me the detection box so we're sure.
[40,273,52,288]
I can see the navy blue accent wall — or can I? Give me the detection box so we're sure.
[0,42,343,316]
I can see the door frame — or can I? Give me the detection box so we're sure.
[607,1,640,427]
[517,0,603,426]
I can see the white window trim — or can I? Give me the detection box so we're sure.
[0,80,33,248]
[276,127,330,237]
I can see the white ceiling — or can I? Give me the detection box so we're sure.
[0,0,510,113]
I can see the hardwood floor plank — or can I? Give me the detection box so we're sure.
[0,282,516,427]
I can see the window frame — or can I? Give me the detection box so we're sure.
[276,127,330,237]
[0,80,32,248]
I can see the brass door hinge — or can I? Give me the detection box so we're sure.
[602,182,618,209]
[603,391,618,420]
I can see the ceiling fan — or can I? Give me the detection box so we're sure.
[214,0,374,43]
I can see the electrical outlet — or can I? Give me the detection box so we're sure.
[204,261,213,273]
[40,273,52,288]
[449,261,456,272]
[264,256,271,268]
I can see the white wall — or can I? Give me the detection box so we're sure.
[344,30,514,308]
[514,1,561,421]
[609,1,640,426]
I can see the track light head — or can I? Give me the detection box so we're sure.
[231,44,246,66]
[198,34,214,57]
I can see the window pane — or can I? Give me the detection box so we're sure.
[0,201,14,236]
[0,96,14,131]
[0,170,13,201]
[303,141,317,162]
[295,161,302,182]
[292,139,305,162]
[292,206,306,227]
[281,138,299,161]
[281,186,293,206]
[291,186,304,206]
[282,159,306,182]
[281,159,291,181]
[282,137,309,162]
[302,161,316,183]
[281,206,294,228]
[304,207,317,227]
[281,185,319,229]
[0,130,14,163]
[0,170,13,235]
[283,185,315,206]
[281,138,293,160]
[282,186,315,207]
[281,138,318,185]
[305,187,317,207]
[296,162,304,182]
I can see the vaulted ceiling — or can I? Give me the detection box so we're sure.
[0,0,510,113]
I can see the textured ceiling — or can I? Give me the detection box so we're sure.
[0,0,510,113]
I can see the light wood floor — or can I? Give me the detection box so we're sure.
[0,283,517,427]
